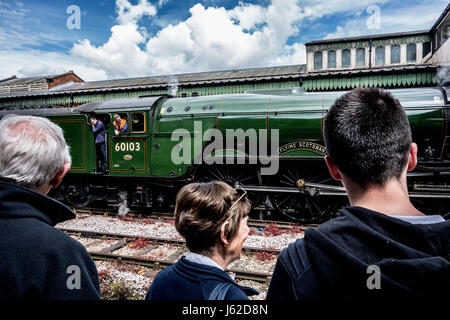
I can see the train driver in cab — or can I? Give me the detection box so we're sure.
[113,114,128,136]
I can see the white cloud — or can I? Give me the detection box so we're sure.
[229,2,267,31]
[2,0,445,81]
[324,3,445,40]
[115,0,156,24]
[70,0,306,79]
[0,49,108,81]
[71,23,150,78]
[298,0,388,20]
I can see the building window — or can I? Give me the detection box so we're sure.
[375,46,385,65]
[327,51,336,68]
[423,42,431,57]
[341,49,351,68]
[356,48,365,67]
[181,93,188,98]
[191,92,199,97]
[314,52,323,70]
[406,43,416,63]
[390,45,400,64]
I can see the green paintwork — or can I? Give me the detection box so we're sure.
[48,114,96,174]
[0,86,446,180]
[146,87,446,178]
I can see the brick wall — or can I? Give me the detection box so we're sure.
[48,72,83,89]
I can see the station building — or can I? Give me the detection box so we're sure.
[0,4,448,109]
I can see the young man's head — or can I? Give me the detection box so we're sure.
[89,115,97,125]
[323,87,414,188]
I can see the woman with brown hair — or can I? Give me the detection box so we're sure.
[146,181,258,300]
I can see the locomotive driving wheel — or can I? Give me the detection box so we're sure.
[65,183,92,208]
[270,164,347,223]
[196,165,263,209]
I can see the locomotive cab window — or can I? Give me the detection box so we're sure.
[113,113,129,136]
[131,112,146,133]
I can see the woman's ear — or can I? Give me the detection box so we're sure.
[220,221,230,247]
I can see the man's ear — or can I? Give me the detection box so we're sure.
[50,162,71,188]
[407,143,418,172]
[325,155,342,181]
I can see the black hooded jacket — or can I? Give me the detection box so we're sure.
[266,206,450,301]
[0,181,100,300]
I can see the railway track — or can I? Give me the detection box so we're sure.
[62,228,279,283]
[71,206,318,230]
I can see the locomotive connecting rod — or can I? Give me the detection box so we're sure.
[236,183,450,199]
[235,182,348,197]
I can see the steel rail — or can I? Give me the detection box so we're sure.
[90,252,272,283]
[70,207,316,229]
[59,227,283,254]
[62,228,277,283]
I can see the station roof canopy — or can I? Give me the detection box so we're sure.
[0,65,305,100]
[301,64,438,91]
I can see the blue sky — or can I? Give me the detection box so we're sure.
[0,0,448,81]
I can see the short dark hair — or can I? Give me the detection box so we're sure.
[174,181,250,255]
[323,87,412,187]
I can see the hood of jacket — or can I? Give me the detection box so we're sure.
[0,180,75,226]
[303,206,450,298]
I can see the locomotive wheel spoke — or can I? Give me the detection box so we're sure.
[271,163,346,223]
[197,165,263,209]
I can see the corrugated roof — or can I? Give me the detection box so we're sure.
[0,65,305,99]
[62,64,304,90]
[0,76,17,83]
[0,71,78,86]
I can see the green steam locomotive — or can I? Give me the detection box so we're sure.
[1,86,449,223]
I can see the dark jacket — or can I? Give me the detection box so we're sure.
[92,120,106,144]
[146,256,258,300]
[0,181,101,300]
[266,206,450,301]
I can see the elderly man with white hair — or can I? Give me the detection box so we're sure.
[0,115,100,300]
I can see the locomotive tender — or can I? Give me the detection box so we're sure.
[1,86,449,223]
